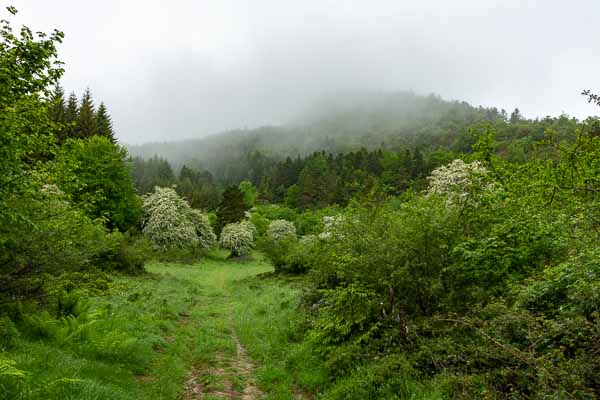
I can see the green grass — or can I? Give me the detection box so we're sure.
[1,251,447,400]
[0,251,321,400]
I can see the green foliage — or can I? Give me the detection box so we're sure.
[215,185,249,234]
[0,317,20,350]
[75,88,96,139]
[238,180,258,206]
[53,136,142,231]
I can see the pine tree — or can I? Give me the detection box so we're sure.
[49,85,66,123]
[49,85,67,142]
[95,102,116,143]
[64,92,79,139]
[215,186,248,235]
[76,88,97,139]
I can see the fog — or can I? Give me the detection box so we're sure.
[12,0,600,143]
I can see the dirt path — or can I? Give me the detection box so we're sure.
[184,331,263,400]
[181,263,265,400]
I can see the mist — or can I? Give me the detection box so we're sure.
[12,0,600,143]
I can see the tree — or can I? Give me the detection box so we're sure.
[510,108,522,124]
[95,102,116,143]
[215,186,249,235]
[76,87,96,138]
[297,154,337,209]
[48,85,65,118]
[239,180,258,206]
[54,136,142,231]
[0,6,124,299]
[64,91,78,138]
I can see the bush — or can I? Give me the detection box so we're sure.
[219,221,255,258]
[267,219,297,241]
[142,187,216,254]
[97,234,151,274]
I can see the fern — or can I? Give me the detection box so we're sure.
[0,357,26,378]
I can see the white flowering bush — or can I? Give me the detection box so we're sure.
[219,221,255,257]
[267,219,297,241]
[426,159,493,206]
[240,220,257,241]
[142,187,216,252]
[299,234,319,246]
[318,215,345,240]
[189,209,217,251]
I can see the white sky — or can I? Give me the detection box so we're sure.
[10,0,600,143]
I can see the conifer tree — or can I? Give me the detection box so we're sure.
[95,102,116,143]
[215,185,248,235]
[49,85,67,142]
[49,85,66,123]
[64,91,79,139]
[76,88,97,139]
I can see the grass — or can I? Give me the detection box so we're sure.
[1,251,447,400]
[0,251,320,400]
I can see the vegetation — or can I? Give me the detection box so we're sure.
[219,222,256,258]
[2,4,600,399]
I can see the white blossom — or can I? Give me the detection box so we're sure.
[426,159,493,206]
[267,219,297,241]
[142,187,216,252]
[219,221,256,257]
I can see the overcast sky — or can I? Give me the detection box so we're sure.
[10,0,600,143]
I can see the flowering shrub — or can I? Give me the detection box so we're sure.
[426,159,492,206]
[189,209,217,251]
[219,221,255,257]
[318,215,345,240]
[142,187,216,252]
[267,219,297,241]
[239,220,257,241]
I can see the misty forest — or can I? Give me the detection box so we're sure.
[1,3,600,400]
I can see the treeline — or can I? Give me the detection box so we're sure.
[128,91,581,185]
[130,109,583,213]
[48,86,116,143]
[131,156,221,210]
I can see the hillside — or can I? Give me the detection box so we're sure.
[127,91,506,175]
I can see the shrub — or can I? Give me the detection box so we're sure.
[219,222,255,257]
[426,159,493,207]
[267,219,297,241]
[142,187,216,254]
[189,209,217,251]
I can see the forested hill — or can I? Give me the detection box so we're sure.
[127,91,516,176]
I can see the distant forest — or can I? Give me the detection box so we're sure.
[129,91,587,211]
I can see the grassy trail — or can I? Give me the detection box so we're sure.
[2,252,324,400]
